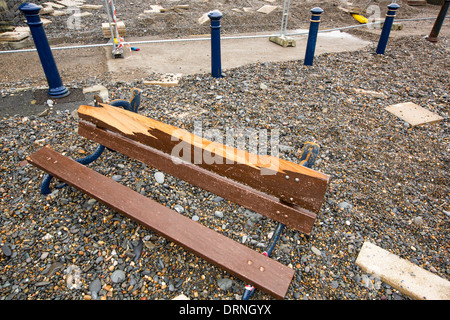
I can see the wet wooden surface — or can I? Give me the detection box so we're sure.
[27,147,295,299]
[78,103,330,213]
[78,120,317,234]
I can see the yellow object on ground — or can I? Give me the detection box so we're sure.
[352,14,368,24]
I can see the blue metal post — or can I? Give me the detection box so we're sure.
[208,10,223,78]
[376,3,400,55]
[19,3,69,98]
[426,0,450,43]
[304,7,323,66]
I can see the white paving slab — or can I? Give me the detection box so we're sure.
[356,242,450,300]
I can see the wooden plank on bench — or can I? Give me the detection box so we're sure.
[78,120,317,234]
[78,104,330,213]
[27,147,295,299]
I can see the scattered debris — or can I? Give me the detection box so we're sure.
[83,85,109,102]
[198,12,210,25]
[257,5,278,15]
[144,5,165,14]
[353,88,387,99]
[144,73,183,87]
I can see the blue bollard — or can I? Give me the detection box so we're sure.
[376,3,400,55]
[304,7,323,66]
[208,10,223,78]
[426,0,450,43]
[19,3,69,98]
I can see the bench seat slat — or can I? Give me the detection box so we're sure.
[27,147,295,299]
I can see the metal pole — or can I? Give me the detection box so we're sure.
[376,3,400,55]
[304,7,323,66]
[426,0,450,43]
[19,3,69,98]
[209,10,223,78]
[280,0,292,37]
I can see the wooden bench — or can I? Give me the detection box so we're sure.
[27,103,330,299]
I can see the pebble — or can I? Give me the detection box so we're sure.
[154,172,165,184]
[214,210,224,218]
[217,278,233,291]
[412,216,424,226]
[89,278,102,294]
[337,201,353,211]
[174,204,184,214]
[110,270,126,283]
[1,243,12,257]
[112,175,122,182]
[311,246,321,256]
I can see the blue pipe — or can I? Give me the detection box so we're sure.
[19,3,69,98]
[208,10,223,78]
[376,3,400,55]
[304,7,323,66]
[39,89,142,195]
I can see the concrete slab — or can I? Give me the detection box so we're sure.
[257,5,278,14]
[356,242,450,300]
[105,31,371,81]
[385,102,444,127]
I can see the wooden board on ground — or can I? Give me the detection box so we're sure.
[385,102,444,127]
[77,103,330,213]
[102,21,126,38]
[356,242,450,300]
[27,146,295,299]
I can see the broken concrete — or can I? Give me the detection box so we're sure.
[82,84,108,102]
[356,242,450,300]
[143,73,183,87]
[385,102,444,127]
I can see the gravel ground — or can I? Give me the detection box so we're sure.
[1,0,444,48]
[1,34,449,301]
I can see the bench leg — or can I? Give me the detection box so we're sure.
[242,142,320,300]
[40,89,142,195]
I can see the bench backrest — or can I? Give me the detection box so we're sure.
[77,104,330,232]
